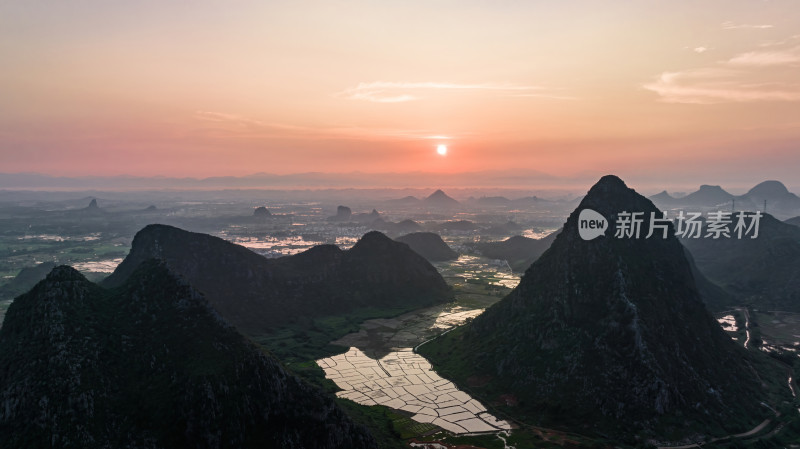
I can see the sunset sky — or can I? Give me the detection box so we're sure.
[1,1,799,188]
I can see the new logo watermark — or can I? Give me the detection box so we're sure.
[578,209,762,241]
[578,209,608,241]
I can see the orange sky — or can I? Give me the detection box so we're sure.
[1,1,799,186]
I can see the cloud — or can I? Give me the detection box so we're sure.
[336,81,558,103]
[722,21,774,30]
[643,68,800,104]
[193,110,467,142]
[726,47,800,66]
[694,46,709,53]
[195,111,264,128]
[759,35,800,47]
[643,43,800,103]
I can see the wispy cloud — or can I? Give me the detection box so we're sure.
[643,44,800,103]
[193,110,468,142]
[759,35,800,47]
[693,46,709,53]
[195,111,265,128]
[722,21,774,30]
[643,69,800,104]
[336,81,561,103]
[727,47,800,66]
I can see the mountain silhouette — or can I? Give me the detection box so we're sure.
[680,185,734,207]
[328,205,352,221]
[648,190,676,205]
[420,175,780,439]
[0,262,376,448]
[385,195,421,207]
[370,218,423,234]
[253,206,271,217]
[0,262,56,302]
[103,225,451,334]
[395,232,458,261]
[423,189,460,208]
[682,212,800,311]
[738,180,800,214]
[476,232,560,271]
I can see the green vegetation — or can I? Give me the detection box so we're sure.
[0,232,129,281]
[333,401,410,449]
[253,304,434,363]
[287,358,441,447]
[419,431,507,448]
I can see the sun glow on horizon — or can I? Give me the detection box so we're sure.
[1,1,799,181]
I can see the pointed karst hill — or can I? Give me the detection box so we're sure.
[395,232,458,261]
[419,175,783,439]
[103,225,450,334]
[0,262,376,449]
[648,190,676,207]
[423,189,460,208]
[77,198,105,215]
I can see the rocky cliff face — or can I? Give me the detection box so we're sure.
[0,262,376,449]
[420,175,779,438]
[103,226,451,333]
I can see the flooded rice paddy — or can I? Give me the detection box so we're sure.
[318,348,511,434]
[717,315,738,332]
[317,257,520,435]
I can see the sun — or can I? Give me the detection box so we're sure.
[436,144,448,156]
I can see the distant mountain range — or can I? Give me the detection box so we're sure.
[384,189,461,208]
[369,218,423,234]
[468,195,554,208]
[420,175,784,440]
[0,170,562,190]
[0,262,376,448]
[650,180,800,217]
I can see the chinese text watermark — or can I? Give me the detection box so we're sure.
[579,209,762,241]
